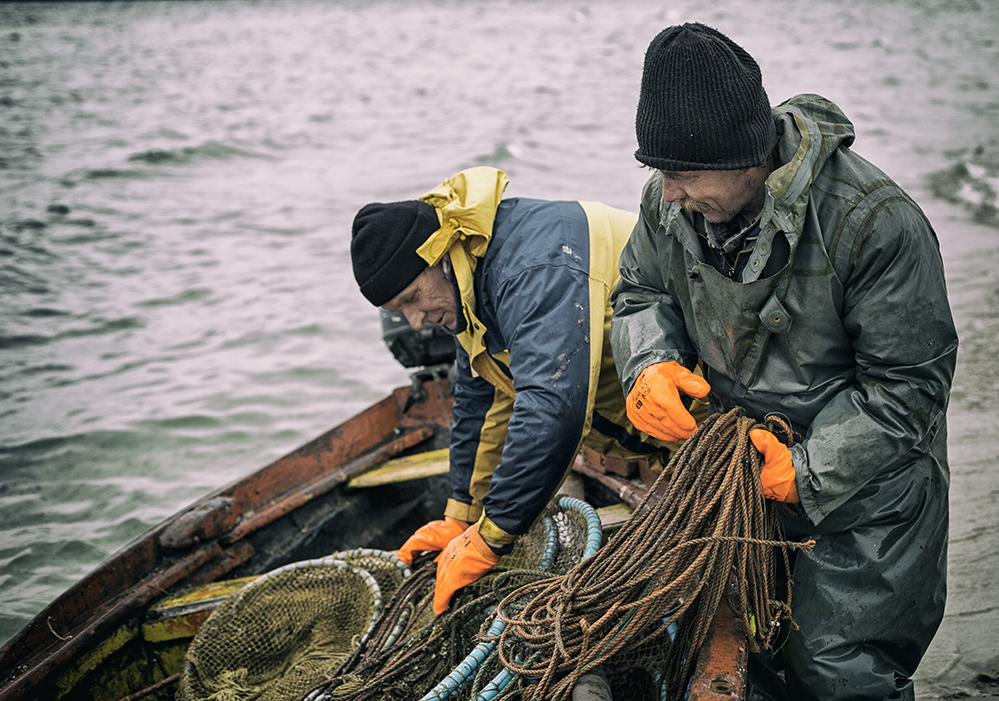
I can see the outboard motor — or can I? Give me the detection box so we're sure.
[380,311,456,369]
[380,311,456,411]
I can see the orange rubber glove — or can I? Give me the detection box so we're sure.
[433,525,501,615]
[626,361,711,442]
[750,429,800,503]
[397,517,469,566]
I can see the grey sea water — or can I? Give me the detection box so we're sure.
[1,0,997,696]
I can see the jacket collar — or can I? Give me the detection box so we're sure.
[417,166,514,391]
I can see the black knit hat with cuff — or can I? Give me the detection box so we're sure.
[635,23,775,171]
[350,200,439,307]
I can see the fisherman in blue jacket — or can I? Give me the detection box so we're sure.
[350,167,692,615]
[611,23,958,701]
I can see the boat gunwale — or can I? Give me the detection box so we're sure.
[0,379,454,701]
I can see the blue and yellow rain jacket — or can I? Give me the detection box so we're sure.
[416,167,668,545]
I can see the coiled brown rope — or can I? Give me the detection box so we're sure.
[490,408,815,700]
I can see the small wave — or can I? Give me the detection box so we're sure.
[138,415,223,431]
[78,168,154,181]
[248,366,347,388]
[0,433,76,457]
[7,219,47,232]
[0,428,170,463]
[127,140,277,166]
[42,204,98,229]
[51,539,109,562]
[102,517,157,545]
[59,316,146,339]
[0,334,50,350]
[7,363,75,378]
[0,316,146,349]
[135,287,212,308]
[0,265,51,295]
[474,141,519,165]
[287,323,324,336]
[21,307,70,318]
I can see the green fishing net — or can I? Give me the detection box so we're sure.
[177,498,600,701]
[178,549,408,701]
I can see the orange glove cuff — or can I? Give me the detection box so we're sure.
[432,526,501,615]
[397,517,469,566]
[750,429,799,503]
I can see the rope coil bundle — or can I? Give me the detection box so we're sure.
[489,408,815,700]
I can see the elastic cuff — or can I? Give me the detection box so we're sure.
[445,498,483,524]
[466,525,502,562]
[476,514,517,548]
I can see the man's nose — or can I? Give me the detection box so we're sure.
[661,178,686,202]
[405,309,425,331]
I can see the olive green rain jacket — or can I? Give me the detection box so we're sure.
[611,94,958,700]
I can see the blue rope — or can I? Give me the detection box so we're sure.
[470,496,605,700]
[419,615,506,701]
[556,496,604,559]
[420,513,562,701]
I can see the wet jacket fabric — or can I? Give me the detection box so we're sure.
[426,169,669,546]
[611,94,958,700]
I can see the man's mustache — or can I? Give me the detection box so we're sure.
[679,199,712,214]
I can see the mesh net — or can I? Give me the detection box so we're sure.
[177,500,598,701]
[306,497,600,701]
[178,549,409,701]
[176,424,802,701]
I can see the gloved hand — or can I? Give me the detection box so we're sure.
[626,361,711,442]
[750,429,800,503]
[433,525,501,615]
[397,517,469,566]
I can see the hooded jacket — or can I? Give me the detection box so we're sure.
[611,94,958,698]
[423,168,671,545]
[612,93,957,523]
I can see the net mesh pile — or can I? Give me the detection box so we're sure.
[179,411,812,701]
[178,501,597,701]
[178,549,409,701]
[306,499,598,701]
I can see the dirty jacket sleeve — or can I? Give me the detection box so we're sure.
[790,170,958,522]
[447,201,605,542]
[479,258,594,540]
[445,345,513,525]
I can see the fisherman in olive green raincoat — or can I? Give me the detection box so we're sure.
[350,167,688,616]
[611,24,958,700]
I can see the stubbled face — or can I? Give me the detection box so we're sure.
[382,265,458,332]
[659,167,768,224]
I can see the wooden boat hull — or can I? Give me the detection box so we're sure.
[0,375,747,701]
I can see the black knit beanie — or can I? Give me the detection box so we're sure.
[635,23,775,171]
[350,200,440,307]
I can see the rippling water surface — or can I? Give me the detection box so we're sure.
[1,0,997,696]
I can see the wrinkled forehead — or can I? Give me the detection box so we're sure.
[382,266,439,312]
